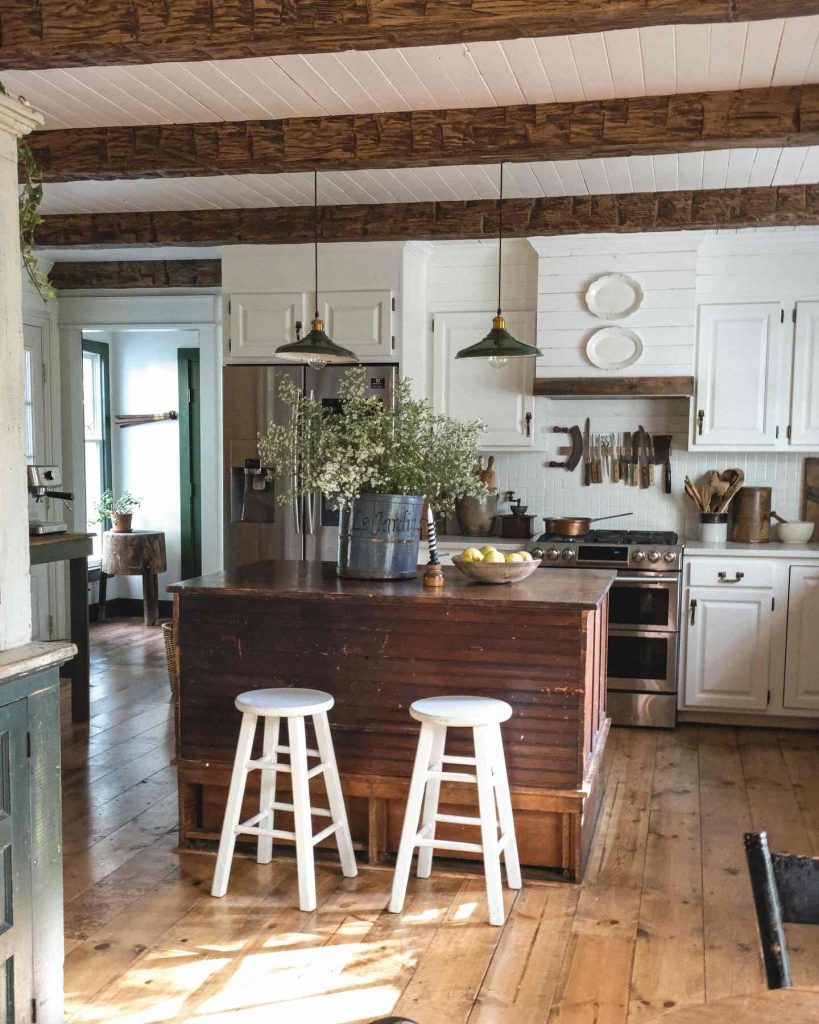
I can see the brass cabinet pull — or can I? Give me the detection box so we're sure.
[717,571,745,583]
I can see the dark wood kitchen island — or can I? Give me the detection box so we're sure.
[169,561,613,879]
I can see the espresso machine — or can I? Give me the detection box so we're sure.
[27,465,74,535]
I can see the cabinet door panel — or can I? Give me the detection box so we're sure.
[321,289,393,359]
[695,303,780,446]
[432,311,536,449]
[791,302,819,446]
[784,564,819,710]
[683,587,772,710]
[0,701,33,1023]
[228,293,307,360]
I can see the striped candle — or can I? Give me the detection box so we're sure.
[426,503,440,565]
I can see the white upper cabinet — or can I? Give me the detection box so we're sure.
[790,302,819,447]
[431,311,537,450]
[228,292,307,361]
[694,302,782,447]
[321,289,394,360]
[783,564,819,711]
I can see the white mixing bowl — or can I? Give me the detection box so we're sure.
[777,521,816,544]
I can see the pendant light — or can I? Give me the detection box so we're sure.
[455,162,543,368]
[275,171,358,368]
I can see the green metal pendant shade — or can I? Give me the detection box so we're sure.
[455,314,541,360]
[275,316,358,364]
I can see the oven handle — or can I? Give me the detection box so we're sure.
[615,575,679,584]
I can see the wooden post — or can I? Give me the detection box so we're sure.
[68,555,90,722]
[142,570,159,626]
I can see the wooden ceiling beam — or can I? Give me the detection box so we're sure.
[28,83,818,184]
[1,2,815,71]
[27,84,819,183]
[49,259,221,290]
[34,186,819,248]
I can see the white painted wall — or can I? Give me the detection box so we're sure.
[0,93,43,651]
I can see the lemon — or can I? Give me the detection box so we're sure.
[460,547,484,562]
[479,545,497,556]
[516,551,533,561]
[505,552,524,563]
[483,550,505,563]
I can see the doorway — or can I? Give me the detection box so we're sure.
[178,348,202,580]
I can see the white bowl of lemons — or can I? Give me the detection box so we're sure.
[452,544,541,585]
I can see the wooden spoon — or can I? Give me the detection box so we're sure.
[684,476,706,512]
[715,469,745,513]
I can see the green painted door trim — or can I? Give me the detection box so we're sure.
[178,348,202,580]
[81,337,113,510]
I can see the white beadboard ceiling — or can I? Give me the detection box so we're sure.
[37,147,819,215]
[3,16,819,131]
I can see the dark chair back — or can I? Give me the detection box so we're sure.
[744,830,819,989]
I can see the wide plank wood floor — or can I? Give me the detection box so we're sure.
[61,619,819,1024]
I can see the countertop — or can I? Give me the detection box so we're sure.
[684,540,819,559]
[0,641,78,683]
[169,559,615,609]
[29,531,93,548]
[437,535,536,549]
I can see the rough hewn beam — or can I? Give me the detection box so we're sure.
[34,186,819,248]
[28,84,819,183]
[49,259,221,290]
[1,2,815,71]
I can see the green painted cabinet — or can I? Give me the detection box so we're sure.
[0,661,64,1023]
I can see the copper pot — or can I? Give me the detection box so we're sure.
[542,511,633,537]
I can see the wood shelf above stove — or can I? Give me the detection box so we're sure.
[534,376,695,398]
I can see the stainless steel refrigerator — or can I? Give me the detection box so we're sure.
[223,364,398,569]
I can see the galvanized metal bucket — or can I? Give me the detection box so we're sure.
[337,493,424,579]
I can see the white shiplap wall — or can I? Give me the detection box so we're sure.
[430,232,814,539]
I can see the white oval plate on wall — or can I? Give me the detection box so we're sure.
[585,273,644,320]
[586,327,644,370]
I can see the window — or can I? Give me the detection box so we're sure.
[82,340,112,563]
[23,348,35,464]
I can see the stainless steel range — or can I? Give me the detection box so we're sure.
[530,530,684,728]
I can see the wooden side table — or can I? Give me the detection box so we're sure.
[100,530,167,626]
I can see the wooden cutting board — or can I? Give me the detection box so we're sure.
[804,457,819,529]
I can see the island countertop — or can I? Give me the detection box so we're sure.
[171,559,613,879]
[168,559,615,609]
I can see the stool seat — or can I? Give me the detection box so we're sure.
[410,695,512,727]
[235,687,334,718]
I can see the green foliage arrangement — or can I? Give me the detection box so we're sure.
[92,490,142,523]
[258,367,486,516]
[0,81,53,300]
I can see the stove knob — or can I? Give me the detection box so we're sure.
[648,551,661,563]
[532,548,545,560]
[662,551,677,563]
[545,548,560,561]
[632,550,646,563]
[561,548,576,562]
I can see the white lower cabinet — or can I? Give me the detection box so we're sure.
[683,586,774,711]
[784,564,819,710]
[681,556,819,719]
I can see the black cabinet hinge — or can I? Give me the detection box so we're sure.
[31,998,37,1022]
[781,309,785,323]
[772,597,775,611]
[767,690,772,706]
[431,319,435,333]
[228,300,231,314]
[793,308,797,323]
[391,296,396,312]
[228,337,232,352]
[26,732,31,758]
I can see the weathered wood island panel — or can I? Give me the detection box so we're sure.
[170,561,613,879]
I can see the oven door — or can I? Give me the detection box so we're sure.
[607,629,678,694]
[608,575,679,633]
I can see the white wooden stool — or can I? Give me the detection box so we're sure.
[389,695,521,926]
[211,687,357,911]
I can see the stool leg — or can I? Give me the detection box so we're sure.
[97,572,108,622]
[211,712,257,898]
[313,711,357,878]
[416,724,447,879]
[490,724,521,890]
[257,716,280,865]
[389,722,435,915]
[289,716,317,912]
[474,725,505,926]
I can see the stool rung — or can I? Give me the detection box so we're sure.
[311,821,341,846]
[435,812,482,827]
[273,744,320,758]
[237,824,297,841]
[441,754,477,766]
[245,759,328,779]
[307,762,328,779]
[427,769,477,783]
[416,837,483,854]
[270,801,332,819]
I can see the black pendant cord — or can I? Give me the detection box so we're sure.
[497,161,504,318]
[313,170,320,320]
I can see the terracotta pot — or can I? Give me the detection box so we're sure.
[112,513,133,533]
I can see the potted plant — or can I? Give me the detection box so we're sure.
[258,367,486,579]
[93,490,141,534]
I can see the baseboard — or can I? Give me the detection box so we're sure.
[90,599,173,622]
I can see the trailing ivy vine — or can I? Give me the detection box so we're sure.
[0,80,53,299]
